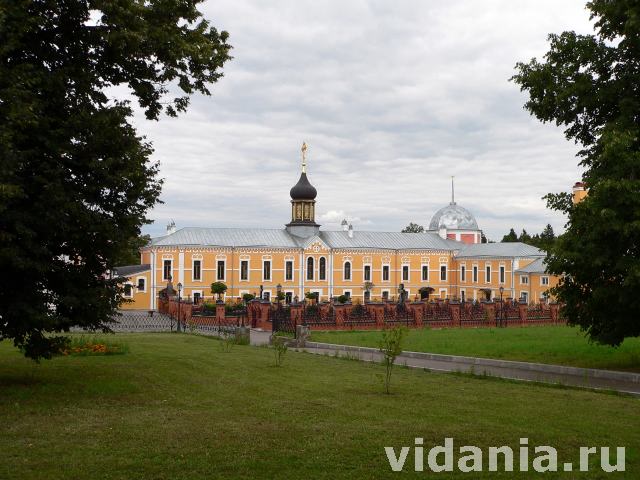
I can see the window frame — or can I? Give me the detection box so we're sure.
[319,257,326,281]
[192,259,202,282]
[263,260,271,281]
[421,264,429,282]
[240,260,249,281]
[440,264,447,282]
[162,259,172,281]
[285,260,294,282]
[216,259,226,281]
[306,256,314,281]
[402,264,409,282]
[343,261,352,281]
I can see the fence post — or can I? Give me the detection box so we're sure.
[290,303,303,324]
[518,300,528,325]
[449,300,461,328]
[334,303,346,328]
[216,301,225,323]
[411,302,424,327]
[549,302,559,324]
[481,301,496,325]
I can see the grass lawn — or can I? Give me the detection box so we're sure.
[310,326,640,372]
[1,333,638,479]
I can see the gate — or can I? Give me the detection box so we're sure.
[271,305,296,336]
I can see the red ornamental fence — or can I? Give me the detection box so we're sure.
[157,298,562,332]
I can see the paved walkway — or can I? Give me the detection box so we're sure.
[299,342,640,396]
[250,328,272,346]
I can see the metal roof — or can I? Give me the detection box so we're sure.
[429,202,479,230]
[113,264,151,277]
[150,227,301,248]
[149,227,459,250]
[455,242,545,258]
[319,230,457,250]
[515,257,548,274]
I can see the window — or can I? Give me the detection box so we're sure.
[460,265,466,282]
[217,260,225,281]
[263,291,271,301]
[485,265,491,283]
[382,290,389,300]
[263,260,271,281]
[499,265,505,284]
[163,259,172,281]
[521,291,528,303]
[124,284,133,298]
[285,292,293,304]
[382,265,390,281]
[193,260,202,281]
[137,278,145,291]
[364,290,371,301]
[364,265,371,282]
[440,265,447,281]
[307,257,314,281]
[285,260,293,281]
[460,289,466,301]
[344,261,351,280]
[319,257,326,281]
[344,291,351,299]
[402,265,409,281]
[240,260,249,281]
[421,265,429,281]
[193,292,202,304]
[473,265,478,283]
[520,275,529,285]
[541,276,549,286]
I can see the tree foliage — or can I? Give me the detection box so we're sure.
[401,222,424,233]
[0,0,231,359]
[512,0,640,345]
[501,228,518,242]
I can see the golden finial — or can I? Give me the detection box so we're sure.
[301,142,308,173]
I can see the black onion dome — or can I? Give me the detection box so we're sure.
[290,172,317,200]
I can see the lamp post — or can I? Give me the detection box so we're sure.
[177,282,183,332]
[499,286,504,328]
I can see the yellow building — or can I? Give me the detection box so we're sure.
[117,145,557,309]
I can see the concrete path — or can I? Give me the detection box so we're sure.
[300,342,640,396]
[250,328,272,346]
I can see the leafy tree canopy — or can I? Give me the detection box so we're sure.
[0,0,232,359]
[501,228,518,242]
[401,222,424,233]
[512,0,640,345]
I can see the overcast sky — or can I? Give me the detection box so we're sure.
[133,0,594,241]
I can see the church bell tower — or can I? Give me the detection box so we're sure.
[286,142,320,238]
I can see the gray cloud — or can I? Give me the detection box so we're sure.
[132,0,593,240]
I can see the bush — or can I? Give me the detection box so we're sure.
[378,326,407,394]
[272,336,288,366]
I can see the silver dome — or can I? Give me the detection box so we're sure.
[429,203,479,231]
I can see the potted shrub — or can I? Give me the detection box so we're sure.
[211,281,227,302]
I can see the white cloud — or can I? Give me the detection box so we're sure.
[131,0,593,240]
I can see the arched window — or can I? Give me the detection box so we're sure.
[307,257,314,281]
[319,257,326,280]
[344,261,351,281]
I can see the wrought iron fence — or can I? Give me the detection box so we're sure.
[527,304,552,323]
[271,306,296,337]
[384,304,415,327]
[345,304,376,328]
[302,305,337,328]
[423,302,452,327]
[460,301,487,327]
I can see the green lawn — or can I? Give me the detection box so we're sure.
[310,326,640,372]
[0,333,638,479]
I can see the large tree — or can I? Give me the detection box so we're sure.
[401,222,424,233]
[512,0,639,345]
[0,0,231,359]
